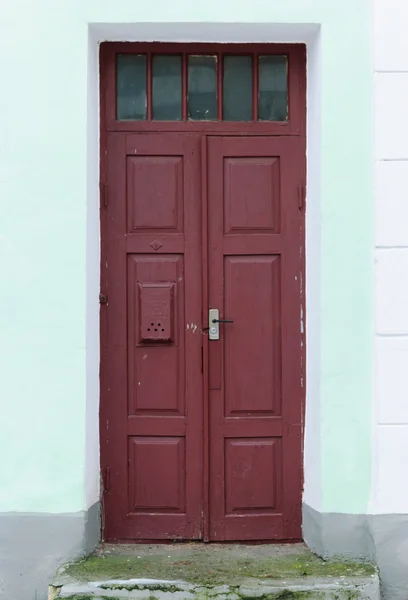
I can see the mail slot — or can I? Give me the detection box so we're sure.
[138,282,174,342]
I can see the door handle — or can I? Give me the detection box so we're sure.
[212,319,234,324]
[208,309,233,340]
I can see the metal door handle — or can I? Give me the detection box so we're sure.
[208,309,233,340]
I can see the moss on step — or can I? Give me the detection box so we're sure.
[64,551,375,586]
[60,592,363,600]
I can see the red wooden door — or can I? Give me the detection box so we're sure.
[100,42,306,543]
[102,133,203,540]
[207,136,303,541]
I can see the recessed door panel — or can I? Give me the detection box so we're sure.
[128,255,183,414]
[225,438,282,514]
[224,157,280,234]
[128,437,186,513]
[127,156,184,232]
[224,255,281,416]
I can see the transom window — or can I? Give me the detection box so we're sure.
[116,53,288,122]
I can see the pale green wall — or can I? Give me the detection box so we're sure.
[319,17,373,513]
[0,0,372,514]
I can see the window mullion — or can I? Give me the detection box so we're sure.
[182,53,188,121]
[252,53,258,121]
[217,52,223,120]
[146,52,152,121]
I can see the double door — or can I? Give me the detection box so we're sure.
[101,132,303,541]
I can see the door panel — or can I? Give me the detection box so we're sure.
[208,136,303,541]
[224,256,281,416]
[102,133,203,541]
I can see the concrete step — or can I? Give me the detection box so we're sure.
[49,543,380,600]
[50,576,380,599]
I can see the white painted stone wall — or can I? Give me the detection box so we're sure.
[371,0,408,514]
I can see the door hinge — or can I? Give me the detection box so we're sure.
[100,182,108,208]
[298,184,306,210]
[99,293,108,305]
[102,466,110,493]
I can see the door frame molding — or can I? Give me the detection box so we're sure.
[99,41,306,542]
[201,136,210,540]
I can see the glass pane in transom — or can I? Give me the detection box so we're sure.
[152,55,182,120]
[116,54,147,120]
[223,55,253,121]
[258,56,288,121]
[188,56,217,120]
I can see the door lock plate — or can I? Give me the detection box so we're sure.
[208,308,219,340]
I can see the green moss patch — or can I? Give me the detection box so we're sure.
[64,549,375,586]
